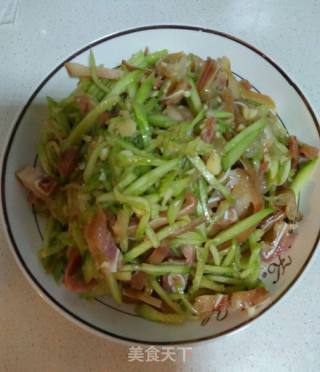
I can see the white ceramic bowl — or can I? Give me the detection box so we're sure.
[1,25,320,345]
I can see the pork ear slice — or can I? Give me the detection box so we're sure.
[16,166,57,201]
[299,142,319,160]
[57,147,80,178]
[182,245,196,266]
[230,288,269,310]
[84,209,121,273]
[197,58,218,93]
[122,288,162,309]
[129,272,149,291]
[288,135,299,169]
[65,62,123,80]
[200,117,216,143]
[147,244,170,264]
[193,294,229,318]
[63,248,96,292]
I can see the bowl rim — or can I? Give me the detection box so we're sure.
[1,24,320,346]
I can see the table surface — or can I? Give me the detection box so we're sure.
[1,1,320,371]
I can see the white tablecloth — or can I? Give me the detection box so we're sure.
[1,1,319,371]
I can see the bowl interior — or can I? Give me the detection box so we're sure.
[2,26,320,344]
